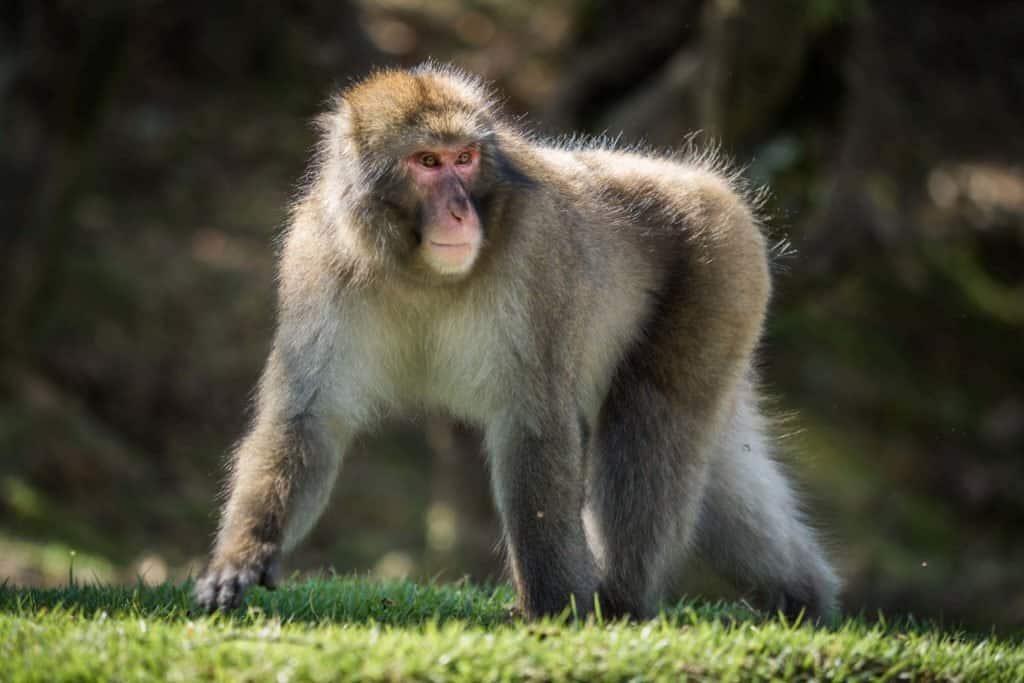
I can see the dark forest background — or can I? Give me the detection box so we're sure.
[2,0,1022,631]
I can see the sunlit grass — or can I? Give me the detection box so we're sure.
[2,577,1022,681]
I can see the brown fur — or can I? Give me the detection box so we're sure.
[194,63,839,619]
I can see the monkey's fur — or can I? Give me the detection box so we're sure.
[194,64,840,620]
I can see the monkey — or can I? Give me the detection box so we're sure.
[193,63,840,621]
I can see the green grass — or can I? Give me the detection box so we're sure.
[2,578,1022,682]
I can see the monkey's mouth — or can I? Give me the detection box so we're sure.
[423,239,479,275]
[428,241,473,249]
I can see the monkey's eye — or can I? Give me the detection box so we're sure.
[455,151,473,165]
[420,153,440,168]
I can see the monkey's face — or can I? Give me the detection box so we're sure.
[333,66,514,282]
[403,144,484,278]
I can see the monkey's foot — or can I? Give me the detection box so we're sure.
[594,584,653,622]
[193,554,280,613]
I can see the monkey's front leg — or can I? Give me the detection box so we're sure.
[487,414,600,618]
[193,409,347,611]
[194,342,350,612]
[194,411,346,611]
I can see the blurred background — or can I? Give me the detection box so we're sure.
[2,0,1022,631]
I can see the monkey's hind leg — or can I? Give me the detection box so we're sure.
[590,369,716,620]
[694,395,840,621]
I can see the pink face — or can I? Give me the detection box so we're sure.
[405,146,483,276]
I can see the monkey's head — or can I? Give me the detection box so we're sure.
[322,64,515,283]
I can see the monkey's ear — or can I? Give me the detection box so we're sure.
[314,97,358,165]
[315,95,352,136]
[313,111,335,135]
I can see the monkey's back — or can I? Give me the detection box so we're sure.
[502,143,770,427]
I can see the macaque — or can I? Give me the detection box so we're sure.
[194,63,839,620]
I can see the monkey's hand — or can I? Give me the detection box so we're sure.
[193,547,281,613]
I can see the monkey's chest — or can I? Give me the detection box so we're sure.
[419,336,508,423]
[350,305,514,425]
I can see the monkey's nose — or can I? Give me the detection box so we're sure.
[449,197,469,221]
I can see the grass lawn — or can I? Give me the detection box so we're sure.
[2,577,1022,681]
